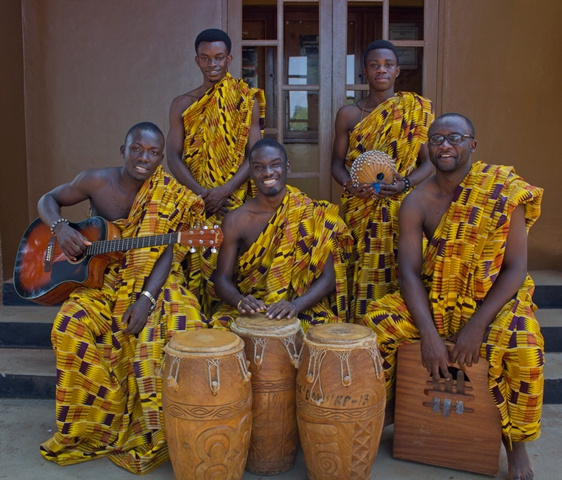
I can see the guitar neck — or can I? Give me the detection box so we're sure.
[85,232,180,256]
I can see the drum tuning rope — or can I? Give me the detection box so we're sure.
[333,350,353,386]
[206,358,222,396]
[306,346,328,406]
[366,345,384,379]
[166,355,182,391]
[251,337,269,369]
[280,334,300,367]
[235,351,252,383]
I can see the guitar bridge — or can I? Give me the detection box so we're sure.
[44,236,56,272]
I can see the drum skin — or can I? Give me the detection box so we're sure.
[231,314,301,475]
[296,323,386,480]
[162,330,252,480]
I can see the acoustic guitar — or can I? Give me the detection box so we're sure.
[13,216,223,306]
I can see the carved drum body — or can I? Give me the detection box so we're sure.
[296,323,386,480]
[231,314,301,475]
[162,330,252,480]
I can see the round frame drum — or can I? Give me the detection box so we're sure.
[296,323,386,480]
[231,314,301,475]
[162,329,252,480]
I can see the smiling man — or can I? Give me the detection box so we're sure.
[37,122,207,474]
[331,39,434,322]
[362,113,544,480]
[166,28,266,317]
[212,138,353,332]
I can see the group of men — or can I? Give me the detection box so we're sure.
[37,28,542,480]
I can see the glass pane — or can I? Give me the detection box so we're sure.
[284,90,318,141]
[394,46,424,95]
[242,45,277,130]
[285,144,319,172]
[389,1,425,40]
[287,177,319,200]
[242,4,277,41]
[283,15,319,86]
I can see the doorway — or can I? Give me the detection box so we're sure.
[229,0,437,202]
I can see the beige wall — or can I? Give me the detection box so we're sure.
[2,0,561,281]
[0,0,28,283]
[1,0,225,281]
[438,0,562,270]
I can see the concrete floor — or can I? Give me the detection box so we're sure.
[0,399,559,480]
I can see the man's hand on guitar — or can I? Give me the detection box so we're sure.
[122,297,151,335]
[56,223,92,261]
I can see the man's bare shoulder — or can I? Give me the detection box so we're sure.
[74,167,119,186]
[335,104,362,130]
[170,86,206,113]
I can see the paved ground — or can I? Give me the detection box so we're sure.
[0,399,559,480]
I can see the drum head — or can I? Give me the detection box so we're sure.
[305,323,377,349]
[231,313,301,338]
[166,329,243,357]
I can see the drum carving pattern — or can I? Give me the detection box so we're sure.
[231,314,301,475]
[162,330,252,480]
[296,323,386,480]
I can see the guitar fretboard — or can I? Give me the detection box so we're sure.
[85,232,180,255]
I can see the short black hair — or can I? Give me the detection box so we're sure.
[124,122,164,144]
[195,28,232,54]
[363,40,400,67]
[249,138,288,164]
[431,113,476,137]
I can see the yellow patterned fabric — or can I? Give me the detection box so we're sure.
[362,162,544,444]
[40,167,208,474]
[212,186,353,333]
[182,72,266,316]
[342,92,434,322]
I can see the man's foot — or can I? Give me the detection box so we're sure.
[504,439,534,480]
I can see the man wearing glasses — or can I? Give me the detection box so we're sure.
[363,113,544,480]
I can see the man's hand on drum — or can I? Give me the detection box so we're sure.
[237,295,266,314]
[265,299,297,320]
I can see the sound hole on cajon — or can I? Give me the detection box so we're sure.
[424,367,473,416]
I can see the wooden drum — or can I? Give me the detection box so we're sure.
[162,329,252,480]
[231,314,301,475]
[296,323,386,480]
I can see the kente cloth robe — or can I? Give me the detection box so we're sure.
[362,161,544,444]
[182,72,266,317]
[40,167,208,474]
[341,91,434,322]
[212,185,353,332]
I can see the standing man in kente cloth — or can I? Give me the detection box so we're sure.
[332,40,434,322]
[167,28,266,316]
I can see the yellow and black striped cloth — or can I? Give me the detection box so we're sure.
[212,186,353,332]
[341,92,434,322]
[40,167,207,474]
[363,162,544,445]
[182,72,266,317]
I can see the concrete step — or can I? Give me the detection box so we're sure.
[4,269,562,307]
[1,346,561,403]
[0,305,58,348]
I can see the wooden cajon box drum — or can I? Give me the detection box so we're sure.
[393,341,502,476]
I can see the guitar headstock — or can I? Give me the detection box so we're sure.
[178,226,224,252]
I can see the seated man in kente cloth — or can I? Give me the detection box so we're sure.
[167,28,266,317]
[331,39,434,322]
[38,122,208,474]
[362,113,544,480]
[212,138,353,332]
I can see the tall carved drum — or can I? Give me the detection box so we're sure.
[162,330,252,480]
[296,323,386,480]
[231,314,301,475]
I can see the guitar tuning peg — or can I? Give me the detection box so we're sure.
[190,246,196,253]
[203,225,209,230]
[213,225,219,229]
[211,247,217,254]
